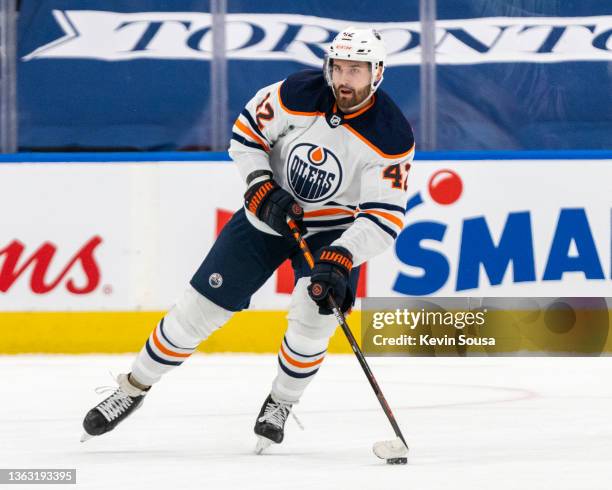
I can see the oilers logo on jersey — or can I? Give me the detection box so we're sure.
[286,144,343,203]
[229,68,415,264]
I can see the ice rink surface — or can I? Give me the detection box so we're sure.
[1,354,611,490]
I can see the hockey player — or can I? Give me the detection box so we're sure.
[81,26,415,452]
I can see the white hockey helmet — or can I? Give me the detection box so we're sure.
[324,26,387,96]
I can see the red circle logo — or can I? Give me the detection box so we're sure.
[428,169,463,205]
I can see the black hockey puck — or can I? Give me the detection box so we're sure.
[386,457,408,465]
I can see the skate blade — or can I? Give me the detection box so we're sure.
[80,432,94,443]
[254,436,273,455]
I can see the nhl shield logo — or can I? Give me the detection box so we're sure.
[286,144,343,203]
[329,115,342,127]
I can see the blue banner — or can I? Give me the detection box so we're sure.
[18,1,612,151]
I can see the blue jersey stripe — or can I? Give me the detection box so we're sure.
[231,133,266,152]
[359,202,405,214]
[326,201,357,210]
[304,216,355,227]
[240,109,268,143]
[356,212,398,239]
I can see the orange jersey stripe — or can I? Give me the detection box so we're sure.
[152,327,192,358]
[362,209,404,229]
[280,344,325,369]
[344,124,415,159]
[304,208,355,218]
[277,84,325,117]
[234,119,270,152]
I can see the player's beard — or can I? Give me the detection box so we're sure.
[334,84,371,113]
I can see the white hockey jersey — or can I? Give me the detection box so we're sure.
[229,69,415,266]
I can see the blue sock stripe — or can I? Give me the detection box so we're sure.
[283,337,327,359]
[145,339,183,366]
[158,318,197,351]
[278,356,320,379]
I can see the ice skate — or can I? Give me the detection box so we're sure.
[81,373,149,442]
[253,394,302,454]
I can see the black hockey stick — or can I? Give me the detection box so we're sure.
[287,219,409,463]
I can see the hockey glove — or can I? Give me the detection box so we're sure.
[307,246,354,315]
[244,178,305,237]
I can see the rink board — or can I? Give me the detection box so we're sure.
[1,153,611,353]
[0,310,361,354]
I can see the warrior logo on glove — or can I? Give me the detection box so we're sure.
[308,246,354,315]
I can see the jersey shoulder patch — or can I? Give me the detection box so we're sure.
[346,91,415,159]
[279,69,332,114]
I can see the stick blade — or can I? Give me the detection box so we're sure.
[372,437,409,460]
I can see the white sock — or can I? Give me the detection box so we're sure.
[131,285,233,386]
